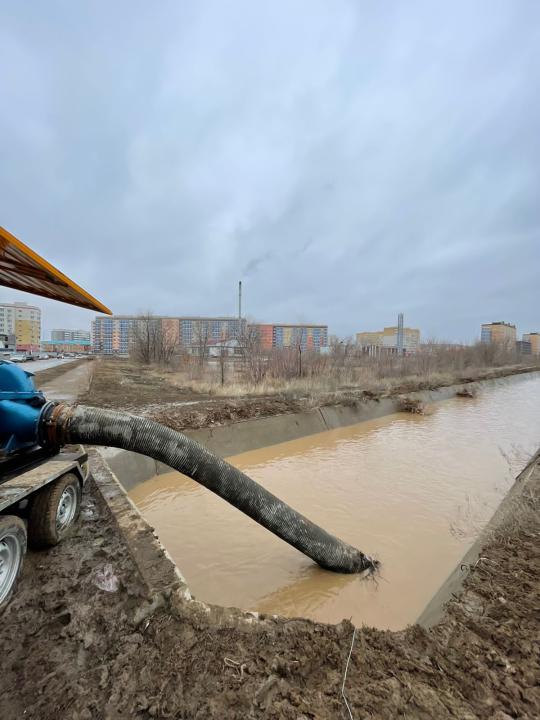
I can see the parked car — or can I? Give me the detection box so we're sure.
[9,353,27,363]
[37,353,50,360]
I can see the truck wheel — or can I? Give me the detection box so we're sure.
[0,516,27,612]
[28,473,82,549]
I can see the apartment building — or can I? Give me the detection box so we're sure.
[51,329,91,343]
[92,315,247,354]
[516,340,532,355]
[357,326,420,354]
[480,322,516,345]
[356,331,384,347]
[523,333,540,355]
[249,324,328,351]
[382,326,420,353]
[0,301,41,351]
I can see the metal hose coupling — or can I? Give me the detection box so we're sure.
[38,401,74,448]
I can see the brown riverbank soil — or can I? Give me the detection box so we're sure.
[80,357,540,433]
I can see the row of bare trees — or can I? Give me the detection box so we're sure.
[130,313,533,388]
[131,314,237,381]
[131,313,177,365]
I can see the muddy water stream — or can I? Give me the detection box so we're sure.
[129,374,540,629]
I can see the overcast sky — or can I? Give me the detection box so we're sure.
[1,1,539,341]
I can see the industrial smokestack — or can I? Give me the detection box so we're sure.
[238,280,242,339]
[397,312,404,354]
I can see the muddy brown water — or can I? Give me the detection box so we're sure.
[129,374,540,629]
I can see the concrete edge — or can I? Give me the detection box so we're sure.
[416,448,540,628]
[183,387,453,458]
[88,447,191,601]
[88,447,265,629]
[103,370,539,491]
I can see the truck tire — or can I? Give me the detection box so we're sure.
[0,515,27,613]
[28,473,82,549]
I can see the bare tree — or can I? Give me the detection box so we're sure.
[218,330,229,386]
[131,312,178,365]
[241,325,268,384]
[193,320,210,368]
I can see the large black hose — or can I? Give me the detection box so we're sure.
[40,404,377,574]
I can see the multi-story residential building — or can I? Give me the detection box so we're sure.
[516,340,532,355]
[356,331,384,347]
[481,322,516,345]
[482,321,517,344]
[356,326,420,354]
[179,317,246,347]
[0,301,41,351]
[92,315,247,354]
[51,329,91,343]
[382,326,420,353]
[523,333,540,355]
[249,324,328,350]
[92,315,136,354]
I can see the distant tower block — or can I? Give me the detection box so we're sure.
[397,313,404,354]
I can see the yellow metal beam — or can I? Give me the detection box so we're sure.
[0,226,112,315]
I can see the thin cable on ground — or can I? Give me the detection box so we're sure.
[341,626,357,720]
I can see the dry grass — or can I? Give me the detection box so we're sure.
[167,365,528,403]
[155,341,540,403]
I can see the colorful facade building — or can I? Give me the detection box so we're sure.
[481,322,516,345]
[249,324,328,350]
[357,326,420,354]
[523,333,540,355]
[92,315,136,354]
[0,301,41,351]
[92,315,247,354]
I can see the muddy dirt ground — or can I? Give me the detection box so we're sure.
[1,360,539,718]
[79,358,305,431]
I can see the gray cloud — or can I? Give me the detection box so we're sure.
[1,0,539,340]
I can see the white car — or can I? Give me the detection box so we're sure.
[9,353,27,363]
